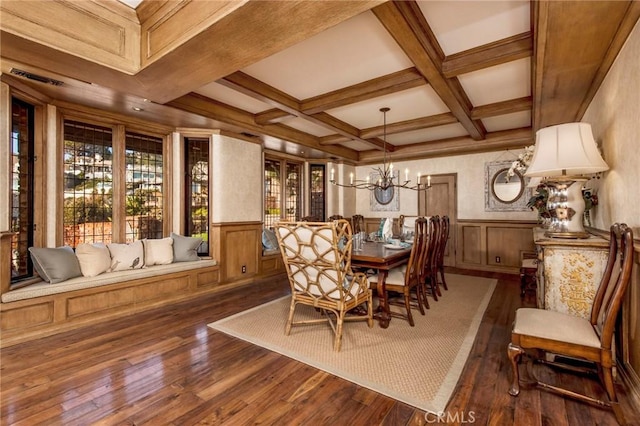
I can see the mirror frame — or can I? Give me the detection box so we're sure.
[484,160,531,212]
[490,167,525,204]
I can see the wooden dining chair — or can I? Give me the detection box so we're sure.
[507,223,634,424]
[368,217,429,326]
[351,214,365,234]
[399,215,419,238]
[328,214,344,221]
[423,215,442,302]
[435,215,450,291]
[274,219,373,351]
[416,217,435,311]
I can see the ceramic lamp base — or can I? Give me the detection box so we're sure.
[544,177,590,239]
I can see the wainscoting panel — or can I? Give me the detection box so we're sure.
[459,225,482,266]
[456,220,538,274]
[210,222,261,284]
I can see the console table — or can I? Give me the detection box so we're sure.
[533,228,609,319]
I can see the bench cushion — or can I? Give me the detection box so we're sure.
[2,259,218,303]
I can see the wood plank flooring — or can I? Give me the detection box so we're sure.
[1,269,638,425]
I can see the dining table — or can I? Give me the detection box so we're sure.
[351,240,412,328]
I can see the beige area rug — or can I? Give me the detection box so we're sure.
[208,274,496,414]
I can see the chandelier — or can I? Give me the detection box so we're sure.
[329,107,431,194]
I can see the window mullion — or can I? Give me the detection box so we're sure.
[112,124,126,243]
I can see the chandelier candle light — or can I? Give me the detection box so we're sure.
[330,108,431,205]
[524,122,608,239]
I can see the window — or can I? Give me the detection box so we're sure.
[125,132,164,242]
[309,164,325,221]
[185,137,209,255]
[264,157,302,228]
[63,121,114,246]
[10,98,35,281]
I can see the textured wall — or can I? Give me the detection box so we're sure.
[354,150,539,221]
[211,134,263,223]
[582,19,640,231]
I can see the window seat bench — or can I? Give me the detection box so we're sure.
[0,259,221,348]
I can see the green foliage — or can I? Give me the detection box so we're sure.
[64,195,112,224]
[126,194,149,216]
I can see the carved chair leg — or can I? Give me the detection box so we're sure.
[414,287,425,315]
[427,276,438,302]
[439,268,448,291]
[367,297,373,328]
[419,282,430,310]
[602,367,627,425]
[508,343,525,396]
[404,291,415,327]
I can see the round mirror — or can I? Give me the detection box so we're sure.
[374,186,395,205]
[491,168,524,204]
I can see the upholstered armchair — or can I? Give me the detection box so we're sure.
[274,219,373,351]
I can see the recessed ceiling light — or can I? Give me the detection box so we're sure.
[132,106,143,112]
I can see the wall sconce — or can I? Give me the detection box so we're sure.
[525,122,608,238]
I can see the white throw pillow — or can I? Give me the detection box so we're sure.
[75,242,111,277]
[107,241,145,271]
[143,237,174,266]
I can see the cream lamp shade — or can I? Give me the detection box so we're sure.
[524,122,609,177]
[525,122,608,239]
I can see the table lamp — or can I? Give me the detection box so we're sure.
[524,122,608,238]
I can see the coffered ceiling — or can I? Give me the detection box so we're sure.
[1,1,638,163]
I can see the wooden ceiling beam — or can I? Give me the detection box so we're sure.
[300,67,426,114]
[373,1,486,140]
[220,71,387,150]
[321,112,459,145]
[574,1,640,120]
[442,32,532,78]
[362,112,459,138]
[358,127,533,163]
[167,93,359,161]
[253,67,426,125]
[532,0,639,129]
[471,96,532,120]
[254,108,293,125]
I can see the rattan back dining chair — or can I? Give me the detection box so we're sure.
[274,219,373,351]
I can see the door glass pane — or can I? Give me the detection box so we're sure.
[264,159,281,228]
[284,163,301,222]
[185,137,209,255]
[309,164,325,221]
[10,98,34,280]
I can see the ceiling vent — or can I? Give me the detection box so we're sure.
[10,68,64,86]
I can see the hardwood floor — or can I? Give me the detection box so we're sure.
[1,269,638,425]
